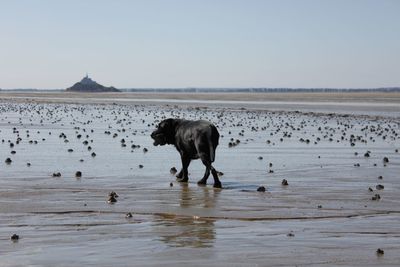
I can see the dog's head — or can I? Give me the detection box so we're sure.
[151,118,178,146]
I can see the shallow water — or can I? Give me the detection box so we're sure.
[2,93,400,117]
[0,101,399,266]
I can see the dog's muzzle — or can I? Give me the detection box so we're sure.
[151,131,165,146]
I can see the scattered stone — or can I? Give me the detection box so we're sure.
[126,212,133,218]
[5,158,12,164]
[383,157,389,163]
[107,196,117,204]
[52,172,61,177]
[138,164,144,168]
[287,232,295,237]
[258,156,263,160]
[91,152,96,157]
[75,171,82,178]
[376,184,384,190]
[143,148,148,153]
[317,205,322,209]
[27,162,31,167]
[281,179,289,186]
[109,191,119,198]
[376,248,384,256]
[169,182,173,187]
[10,234,19,242]
[368,187,373,192]
[371,194,381,201]
[257,186,266,192]
[378,175,383,180]
[364,152,370,157]
[170,167,177,174]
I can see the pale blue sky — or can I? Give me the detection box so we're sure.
[0,0,399,89]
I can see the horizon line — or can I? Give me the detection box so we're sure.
[1,87,399,91]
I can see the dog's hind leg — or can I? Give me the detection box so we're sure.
[176,169,183,179]
[197,154,211,186]
[198,152,221,188]
[210,166,222,188]
[177,155,190,183]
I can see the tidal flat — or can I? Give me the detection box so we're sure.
[0,93,399,266]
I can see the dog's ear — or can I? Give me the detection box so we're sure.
[157,119,171,130]
[163,118,178,144]
[164,118,178,131]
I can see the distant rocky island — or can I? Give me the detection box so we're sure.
[66,75,120,92]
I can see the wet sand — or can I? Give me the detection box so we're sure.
[0,93,399,266]
[2,91,400,116]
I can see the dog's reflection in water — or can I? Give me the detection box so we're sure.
[154,184,220,248]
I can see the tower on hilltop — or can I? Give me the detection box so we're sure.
[66,74,120,92]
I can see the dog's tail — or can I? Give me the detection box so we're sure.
[209,125,219,163]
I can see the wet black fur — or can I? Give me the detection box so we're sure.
[151,118,221,188]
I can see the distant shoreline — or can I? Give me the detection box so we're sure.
[0,87,399,93]
[1,91,400,103]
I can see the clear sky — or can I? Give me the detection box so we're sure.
[0,0,399,89]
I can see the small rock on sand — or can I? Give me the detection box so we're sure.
[287,232,295,237]
[371,194,381,201]
[376,184,384,190]
[376,248,384,256]
[11,234,19,242]
[107,191,118,203]
[257,186,266,192]
[107,196,117,203]
[109,191,119,198]
[170,167,177,174]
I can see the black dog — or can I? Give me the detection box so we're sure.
[151,118,222,188]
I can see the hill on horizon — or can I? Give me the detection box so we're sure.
[66,75,120,92]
